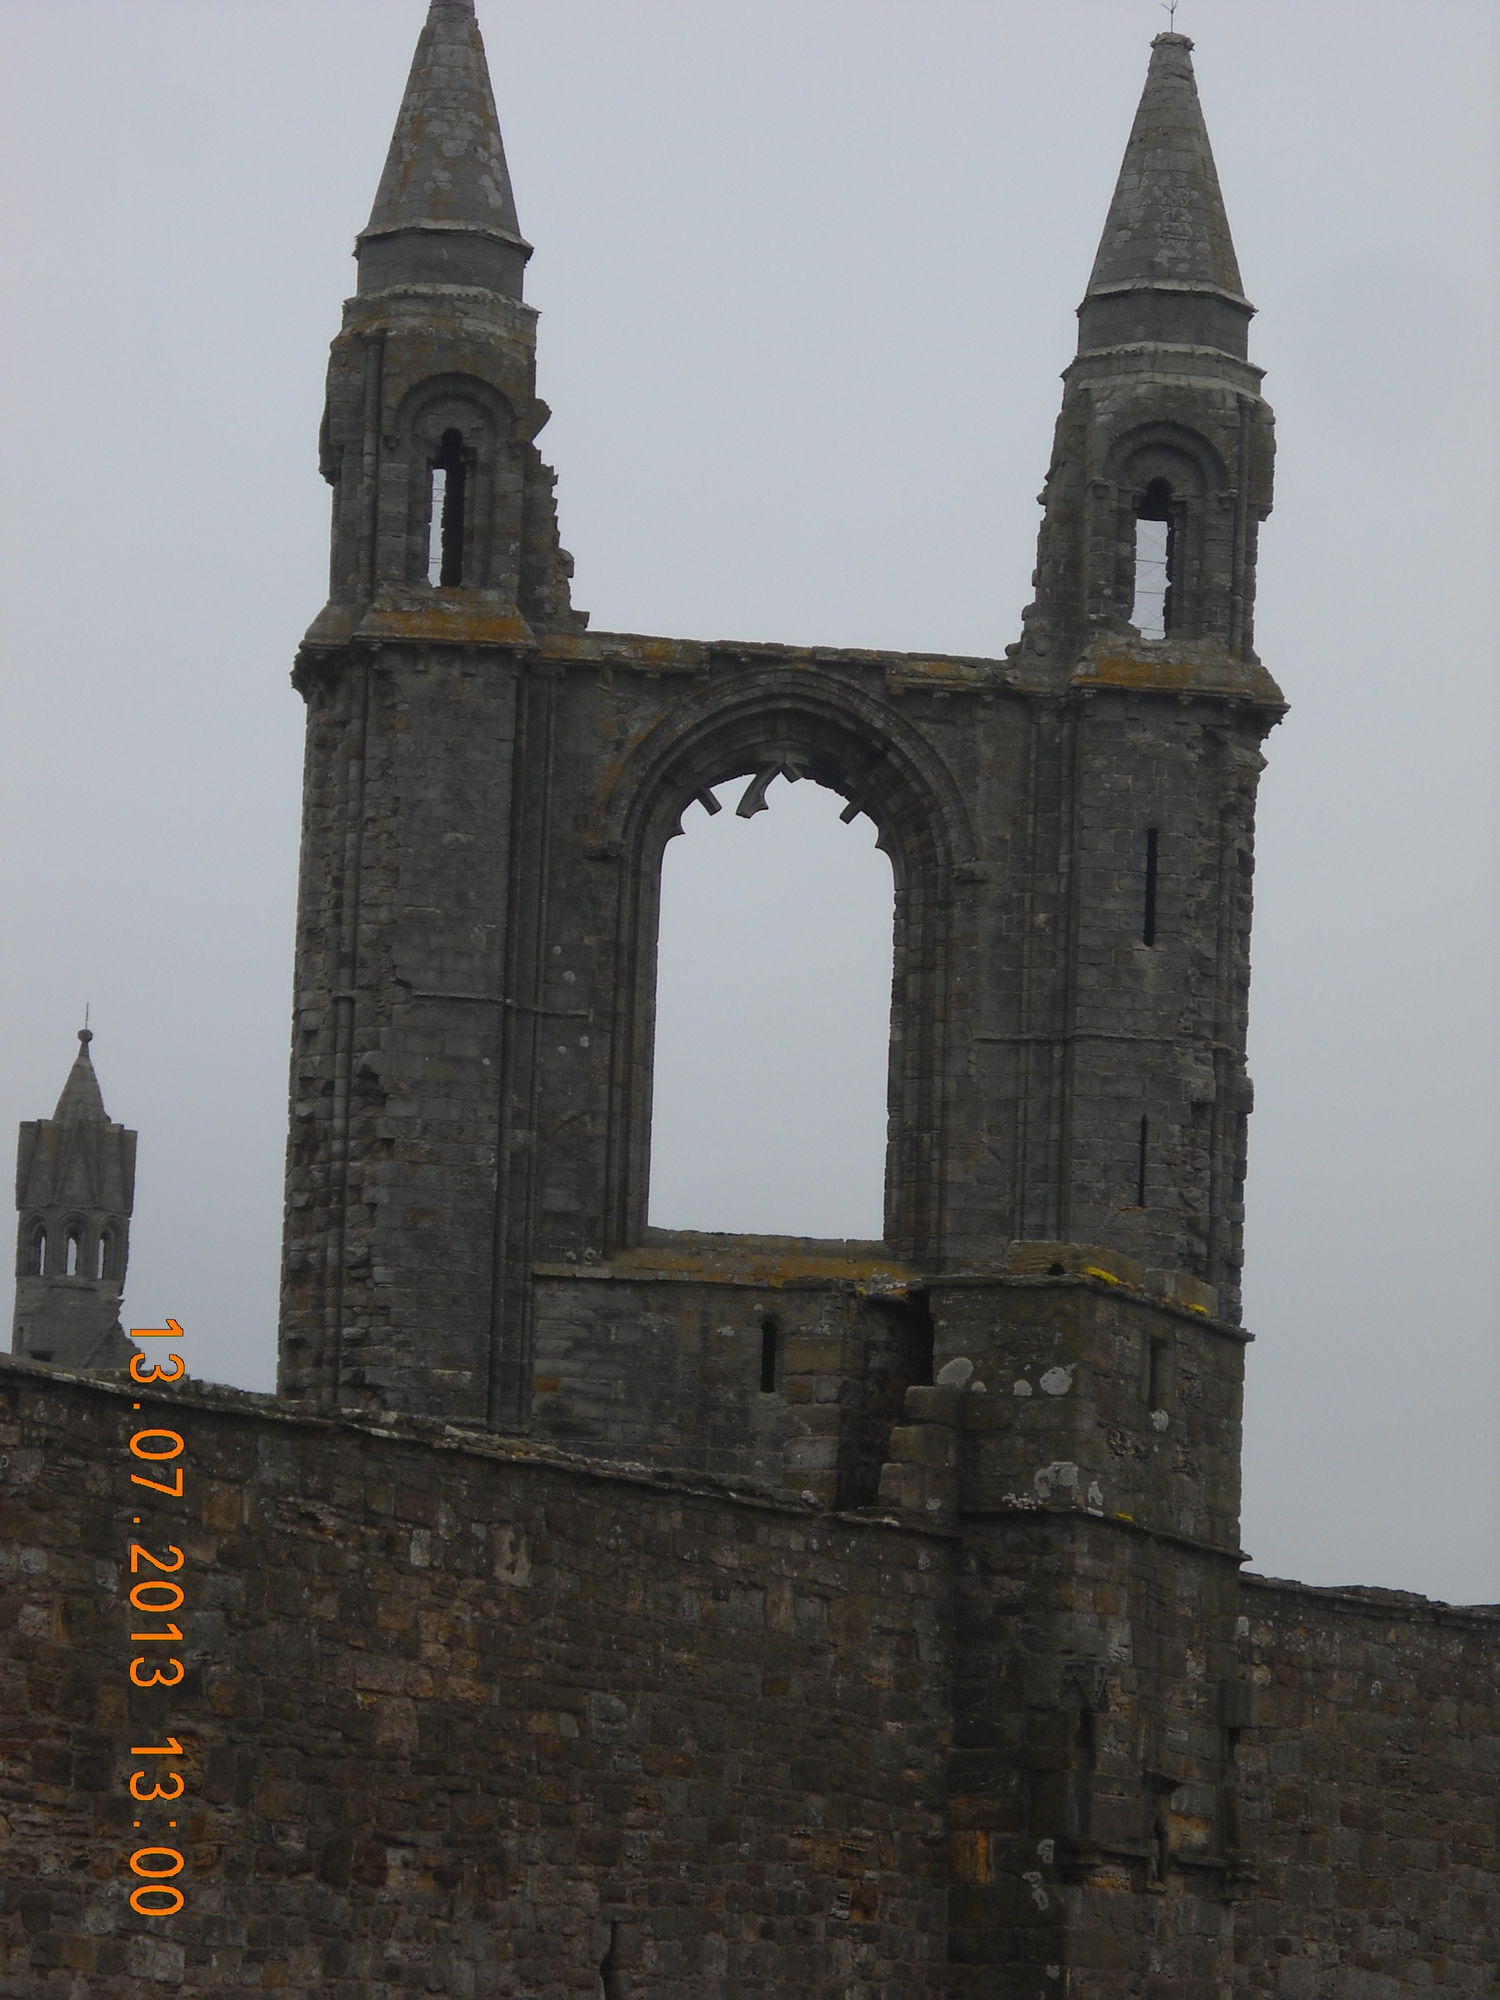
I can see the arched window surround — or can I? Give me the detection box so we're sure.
[19,1217,47,1280]
[98,1222,124,1283]
[588,667,977,1266]
[390,375,518,597]
[1103,422,1229,644]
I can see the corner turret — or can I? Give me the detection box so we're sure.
[302,0,584,655]
[1016,32,1278,688]
[12,1029,139,1372]
[998,36,1285,1320]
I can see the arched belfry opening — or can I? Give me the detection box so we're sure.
[648,774,894,1240]
[1133,476,1176,639]
[1102,423,1229,646]
[427,427,469,588]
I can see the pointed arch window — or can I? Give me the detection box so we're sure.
[26,1224,47,1278]
[427,429,468,588]
[65,1229,81,1276]
[1133,479,1176,640]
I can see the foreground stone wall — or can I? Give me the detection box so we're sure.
[1233,1577,1499,2000]
[2,1356,1494,1999]
[0,1361,950,1998]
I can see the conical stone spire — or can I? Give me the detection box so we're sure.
[357,0,532,299]
[51,1028,108,1126]
[1079,33,1252,358]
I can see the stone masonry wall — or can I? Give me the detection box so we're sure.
[280,629,1280,1423]
[3,1354,1497,1998]
[0,1359,951,1999]
[1233,1576,1499,2000]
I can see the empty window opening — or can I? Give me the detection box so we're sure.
[427,429,467,587]
[1132,481,1175,640]
[759,1317,780,1393]
[1147,1335,1166,1409]
[96,1236,107,1279]
[648,774,894,1238]
[30,1229,46,1277]
[1137,1117,1149,1209]
[1143,828,1159,946]
[65,1230,81,1276]
[851,1292,934,1504]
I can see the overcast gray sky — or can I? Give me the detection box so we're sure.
[0,0,1495,1604]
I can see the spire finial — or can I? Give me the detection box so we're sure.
[52,1021,107,1123]
[1163,0,1180,28]
[81,1002,91,1046]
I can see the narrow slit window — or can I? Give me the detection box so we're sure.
[1143,827,1159,945]
[427,429,468,588]
[1137,1116,1149,1209]
[96,1237,107,1279]
[32,1229,46,1277]
[426,469,446,584]
[65,1231,80,1276]
[1132,480,1175,640]
[759,1318,780,1394]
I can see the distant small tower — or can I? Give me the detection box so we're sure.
[12,1029,139,1371]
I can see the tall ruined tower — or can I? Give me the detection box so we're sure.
[281,9,1278,1423]
[281,17,1280,1988]
[12,1028,138,1371]
[1009,27,1278,1307]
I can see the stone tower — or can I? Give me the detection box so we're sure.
[281,20,1282,1982]
[12,1028,139,1371]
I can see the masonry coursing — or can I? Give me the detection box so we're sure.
[1,1357,1494,1997]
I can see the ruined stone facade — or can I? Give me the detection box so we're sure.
[10,1030,138,1374]
[0,7,1492,1997]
